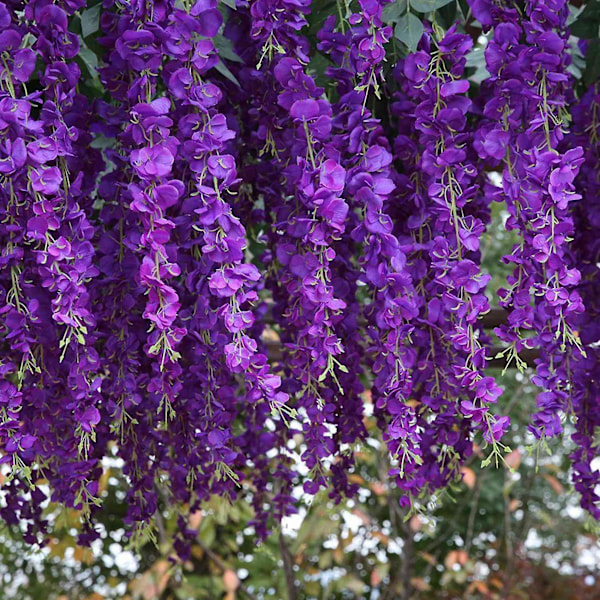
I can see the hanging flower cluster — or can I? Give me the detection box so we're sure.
[569,82,600,519]
[0,0,598,543]
[246,0,363,497]
[319,0,423,499]
[1,0,105,541]
[472,0,586,442]
[385,23,510,505]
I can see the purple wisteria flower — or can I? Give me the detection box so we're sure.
[0,0,598,548]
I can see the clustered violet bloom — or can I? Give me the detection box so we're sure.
[318,0,422,498]
[0,0,105,541]
[0,0,597,545]
[471,0,585,440]
[568,83,600,519]
[93,0,290,540]
[387,24,509,504]
[248,0,357,495]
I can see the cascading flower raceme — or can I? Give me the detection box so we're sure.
[0,0,598,547]
[246,0,361,495]
[0,0,105,540]
[317,1,424,501]
[388,24,509,505]
[471,0,585,441]
[93,0,290,541]
[568,83,600,519]
[471,0,595,514]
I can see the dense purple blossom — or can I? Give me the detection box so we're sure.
[0,0,597,546]
[388,23,509,503]
[472,0,585,439]
[568,83,600,519]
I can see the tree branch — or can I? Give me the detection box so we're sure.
[196,537,260,600]
[279,531,298,600]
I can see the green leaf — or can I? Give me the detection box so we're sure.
[308,51,332,89]
[215,60,240,86]
[584,39,600,86]
[213,33,243,63]
[570,0,600,38]
[410,0,454,13]
[77,61,105,97]
[571,20,599,39]
[437,0,457,27]
[81,4,101,38]
[198,518,217,547]
[394,13,424,52]
[306,0,337,35]
[78,44,98,72]
[381,0,407,23]
[77,40,103,91]
[220,0,237,9]
[568,38,585,81]
[465,45,489,84]
[90,135,113,150]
